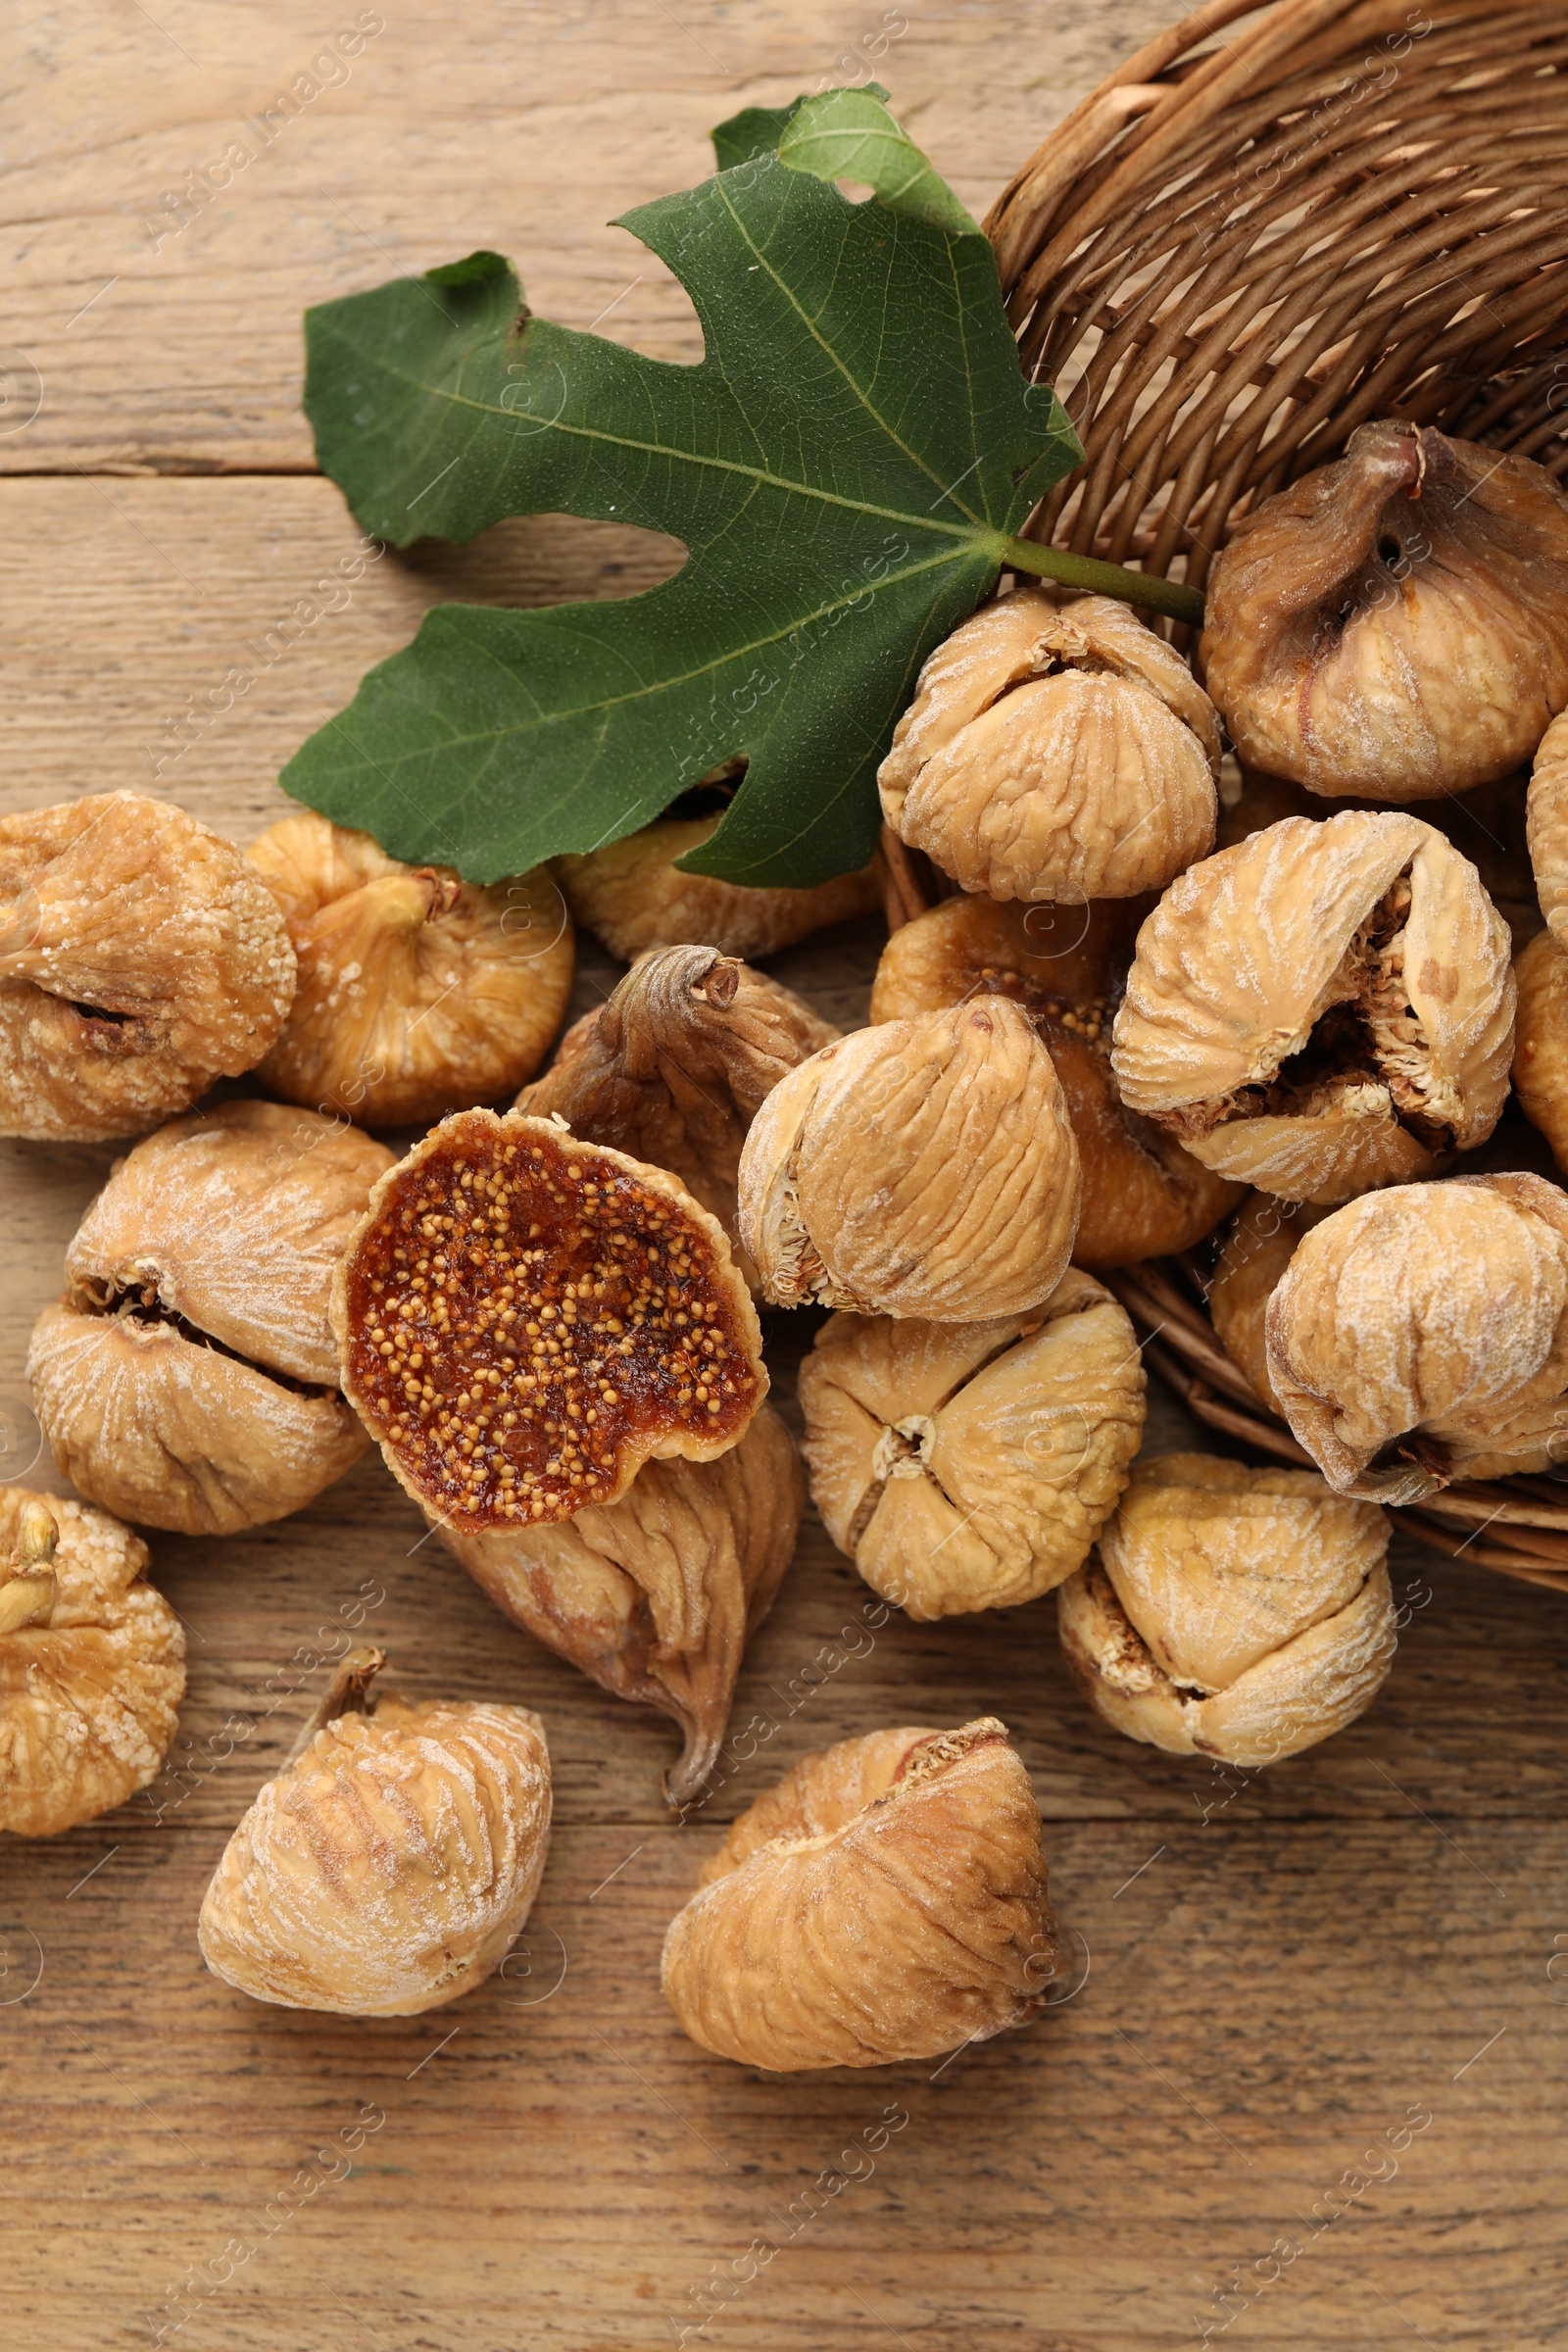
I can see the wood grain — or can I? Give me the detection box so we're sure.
[0,0,1182,475]
[4,3,1567,2347]
[1,475,685,840]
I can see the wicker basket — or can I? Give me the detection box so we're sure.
[984,0,1568,606]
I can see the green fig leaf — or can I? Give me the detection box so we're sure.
[285,91,1099,886]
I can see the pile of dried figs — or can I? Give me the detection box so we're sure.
[6,415,1568,2068]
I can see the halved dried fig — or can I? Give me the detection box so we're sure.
[799,1271,1145,1618]
[514,946,838,1286]
[27,1102,389,1535]
[334,1109,766,1532]
[198,1647,551,2016]
[1,1491,185,1837]
[737,1001,1080,1321]
[1202,421,1568,803]
[0,793,296,1142]
[248,811,573,1125]
[1057,1454,1395,1764]
[1110,811,1515,1201]
[1265,1174,1568,1502]
[556,808,878,961]
[871,894,1240,1265]
[878,590,1219,902]
[442,1403,800,1805]
[661,1717,1057,2070]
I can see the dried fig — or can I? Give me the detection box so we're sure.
[661,1717,1057,2070]
[1110,811,1515,1201]
[737,1001,1080,1320]
[28,1102,390,1535]
[556,808,878,961]
[1527,709,1568,946]
[514,946,838,1286]
[1057,1454,1394,1764]
[1201,421,1568,803]
[878,590,1219,902]
[1,1492,185,1837]
[441,1404,800,1805]
[0,793,295,1142]
[248,811,573,1125]
[1265,1174,1568,1502]
[870,894,1240,1266]
[198,1648,551,2016]
[334,1109,766,1531]
[799,1271,1145,1618]
[1513,928,1568,1175]
[1207,1193,1329,1415]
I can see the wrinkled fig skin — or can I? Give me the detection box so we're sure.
[879,591,1218,905]
[738,1001,1081,1322]
[515,946,839,1288]
[555,813,879,961]
[26,1103,389,1537]
[334,1111,767,1533]
[64,1102,396,1387]
[0,1489,185,1837]
[661,1719,1057,2070]
[1264,1174,1568,1503]
[249,812,574,1126]
[199,1659,551,2016]
[1057,1455,1395,1765]
[0,793,296,1143]
[1208,1193,1330,1416]
[1527,709,1568,948]
[441,1404,802,1805]
[29,1307,370,1538]
[1223,763,1542,952]
[800,1272,1146,1618]
[1111,811,1515,1202]
[871,895,1240,1266]
[1201,421,1568,803]
[1513,929,1568,1175]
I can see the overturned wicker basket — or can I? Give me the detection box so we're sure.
[985,0,1568,605]
[877,4,1568,1592]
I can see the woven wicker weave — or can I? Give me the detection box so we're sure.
[984,0,1568,600]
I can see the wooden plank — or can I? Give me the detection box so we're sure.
[4,462,1568,2352]
[5,8,1568,2346]
[7,1809,1565,2348]
[0,475,683,839]
[0,0,1183,475]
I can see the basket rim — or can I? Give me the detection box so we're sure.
[982,0,1568,594]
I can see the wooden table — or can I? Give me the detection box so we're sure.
[3,6,1564,2347]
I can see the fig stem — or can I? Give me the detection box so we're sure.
[16,1498,59,1570]
[286,1643,387,1762]
[0,1501,60,1632]
[664,1723,721,1813]
[1001,536,1205,625]
[412,868,463,921]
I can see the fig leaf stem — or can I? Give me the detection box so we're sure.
[1001,535,1205,625]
